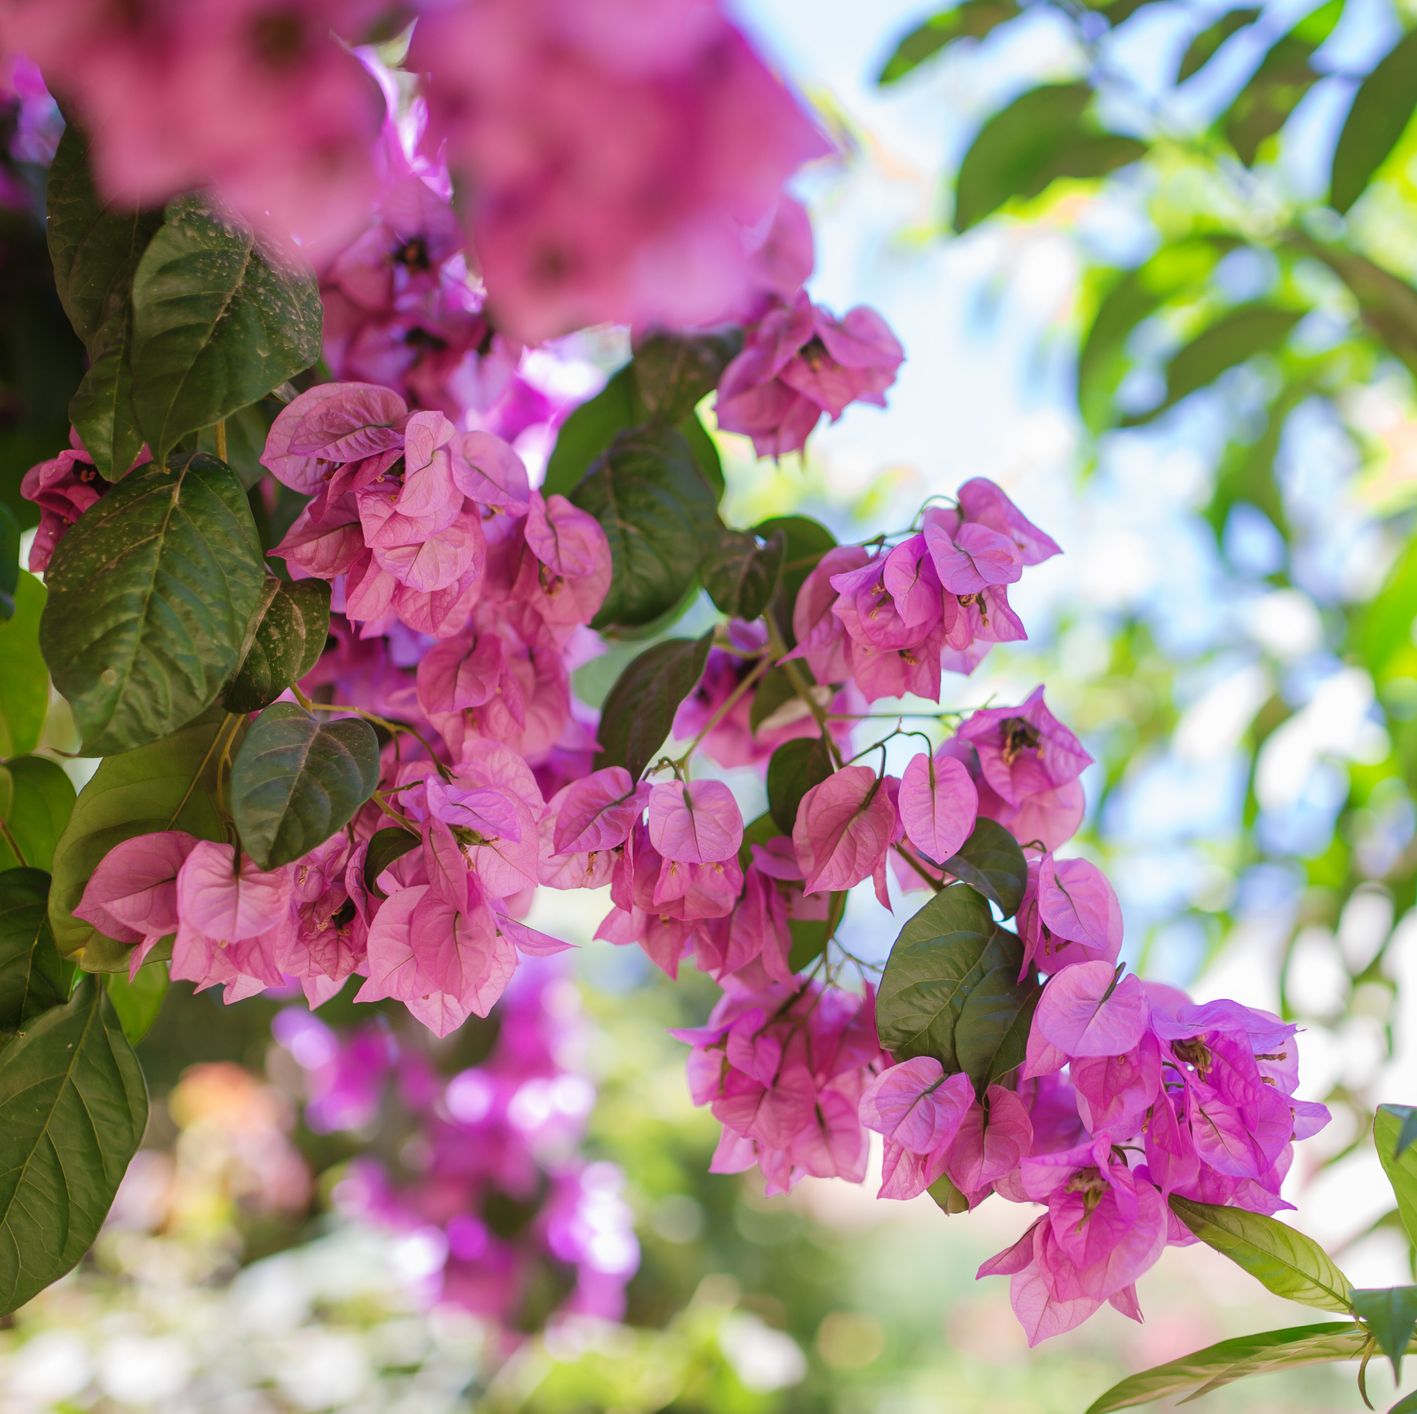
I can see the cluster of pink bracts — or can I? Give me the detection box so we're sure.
[11,0,1328,1350]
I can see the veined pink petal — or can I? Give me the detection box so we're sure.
[551,768,647,855]
[1033,961,1148,1059]
[177,841,292,943]
[898,752,978,863]
[792,765,896,895]
[647,779,744,864]
[263,383,408,492]
[76,830,199,940]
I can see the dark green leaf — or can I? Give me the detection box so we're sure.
[0,869,73,1031]
[0,571,48,757]
[940,819,1028,917]
[755,513,836,645]
[701,528,785,621]
[1085,1323,1371,1412]
[49,713,228,972]
[104,965,167,1046]
[223,578,331,714]
[543,365,724,498]
[1130,302,1304,423]
[364,826,421,899]
[954,84,1146,232]
[0,757,76,873]
[46,125,163,349]
[46,126,166,478]
[1390,1392,1417,1413]
[1353,1286,1417,1379]
[767,737,834,835]
[1330,28,1417,212]
[229,703,380,871]
[1170,1196,1354,1312]
[40,452,266,755]
[129,197,321,463]
[571,427,720,630]
[1376,1104,1417,1250]
[1178,7,1262,82]
[594,633,713,779]
[877,0,1019,83]
[0,502,18,620]
[877,886,1037,1088]
[1220,0,1343,164]
[633,329,741,421]
[0,976,147,1315]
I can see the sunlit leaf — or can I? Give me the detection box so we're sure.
[1330,28,1417,213]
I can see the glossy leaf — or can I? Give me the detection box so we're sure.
[364,826,420,898]
[953,83,1146,232]
[104,965,168,1046]
[129,196,321,462]
[877,0,1019,83]
[40,452,265,755]
[701,527,785,621]
[1376,1104,1417,1251]
[0,757,76,873]
[633,329,741,422]
[1177,7,1262,82]
[767,736,834,835]
[0,868,73,1032]
[0,571,48,758]
[49,713,228,972]
[1220,0,1343,164]
[1352,1286,1417,1379]
[229,703,380,870]
[877,885,1038,1088]
[571,427,720,629]
[941,818,1028,917]
[594,633,714,779]
[1170,1196,1354,1312]
[0,976,147,1315]
[223,577,331,714]
[1330,28,1417,213]
[1085,1323,1370,1412]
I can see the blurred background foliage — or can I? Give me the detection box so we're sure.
[1,0,1417,1408]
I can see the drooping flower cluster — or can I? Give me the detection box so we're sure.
[19,428,110,572]
[275,961,639,1330]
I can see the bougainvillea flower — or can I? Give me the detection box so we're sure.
[898,751,978,863]
[647,779,744,864]
[792,765,897,895]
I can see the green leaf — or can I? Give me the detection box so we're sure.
[1376,1104,1417,1251]
[1131,302,1304,423]
[927,1171,973,1214]
[1353,1286,1417,1380]
[129,196,322,463]
[594,633,714,779]
[0,502,18,620]
[1177,7,1262,82]
[953,83,1146,232]
[0,975,147,1315]
[701,527,785,621]
[46,125,163,349]
[767,737,834,835]
[0,571,48,757]
[364,826,420,899]
[755,513,836,645]
[40,452,266,755]
[633,329,741,422]
[49,713,228,972]
[1169,1196,1355,1312]
[1330,28,1417,213]
[543,365,724,499]
[46,125,166,479]
[571,427,720,630]
[940,819,1027,917]
[877,0,1019,83]
[877,886,1038,1088]
[1220,0,1343,164]
[0,757,76,873]
[1085,1323,1371,1412]
[222,578,331,714]
[229,703,380,871]
[1390,1392,1417,1414]
[0,869,73,1031]
[104,965,168,1046]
